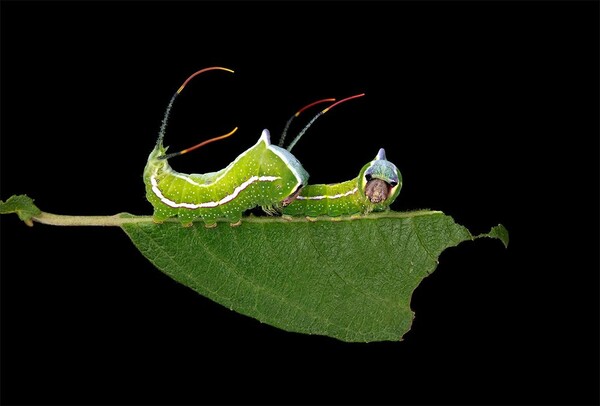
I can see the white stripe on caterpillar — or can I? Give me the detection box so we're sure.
[150,174,281,209]
[296,188,358,200]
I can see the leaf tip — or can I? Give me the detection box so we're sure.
[477,224,509,248]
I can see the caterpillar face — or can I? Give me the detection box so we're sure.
[364,179,390,203]
[359,148,402,209]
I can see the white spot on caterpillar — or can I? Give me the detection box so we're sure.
[151,175,280,208]
[297,187,358,200]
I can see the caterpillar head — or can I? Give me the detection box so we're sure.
[359,148,402,210]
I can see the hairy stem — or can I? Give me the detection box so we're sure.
[32,212,153,227]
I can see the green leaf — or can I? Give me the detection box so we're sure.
[0,193,507,342]
[121,210,507,342]
[478,223,510,248]
[0,194,41,226]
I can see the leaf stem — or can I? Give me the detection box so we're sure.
[32,212,153,227]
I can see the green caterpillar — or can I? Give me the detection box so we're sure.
[143,67,309,228]
[281,148,402,218]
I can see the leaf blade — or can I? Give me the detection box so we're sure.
[122,211,502,342]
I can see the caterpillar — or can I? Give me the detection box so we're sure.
[281,147,402,218]
[143,67,310,228]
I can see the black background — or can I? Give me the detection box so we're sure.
[1,1,598,405]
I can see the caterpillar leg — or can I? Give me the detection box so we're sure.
[152,210,170,224]
[229,220,242,227]
[181,222,194,228]
[203,212,226,228]
[306,216,318,222]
